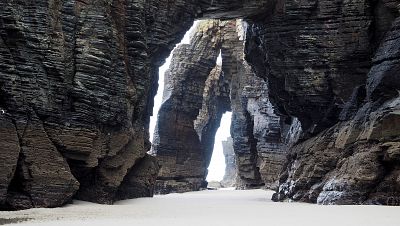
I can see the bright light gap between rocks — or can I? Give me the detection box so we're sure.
[206,111,231,182]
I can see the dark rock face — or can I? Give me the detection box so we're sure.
[116,154,160,200]
[221,137,236,188]
[244,79,299,189]
[1,0,400,209]
[222,20,299,189]
[0,113,21,208]
[152,21,225,194]
[154,19,296,192]
[5,111,79,210]
[223,21,263,189]
[245,0,374,136]
[0,0,157,209]
[0,0,271,209]
[272,14,400,205]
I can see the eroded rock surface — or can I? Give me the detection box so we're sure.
[116,154,160,200]
[1,0,400,208]
[0,113,20,208]
[222,20,299,189]
[154,19,296,192]
[273,15,400,205]
[245,0,374,136]
[0,0,271,209]
[221,137,236,188]
[152,21,225,193]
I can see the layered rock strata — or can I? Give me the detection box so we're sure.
[0,0,271,209]
[116,154,160,201]
[0,0,160,209]
[245,0,374,137]
[239,0,400,205]
[154,19,295,192]
[221,137,237,188]
[152,20,237,193]
[244,78,300,189]
[1,0,400,209]
[273,16,400,205]
[223,21,263,189]
[222,20,298,189]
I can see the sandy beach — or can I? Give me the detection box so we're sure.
[0,189,399,226]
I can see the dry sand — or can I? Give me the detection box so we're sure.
[1,189,399,226]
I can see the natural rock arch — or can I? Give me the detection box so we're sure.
[151,20,294,193]
[0,0,399,210]
[0,0,277,210]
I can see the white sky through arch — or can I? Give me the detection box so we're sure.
[206,112,231,182]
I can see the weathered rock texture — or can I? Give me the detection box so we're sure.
[0,0,160,208]
[244,78,301,189]
[221,137,236,188]
[116,154,160,200]
[242,0,400,205]
[0,112,20,208]
[221,20,299,189]
[154,19,295,192]
[224,21,263,189]
[152,21,227,194]
[246,0,378,137]
[152,0,400,204]
[273,15,400,205]
[0,0,272,209]
[1,0,400,209]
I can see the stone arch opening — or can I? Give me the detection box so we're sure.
[151,19,300,194]
[1,0,399,210]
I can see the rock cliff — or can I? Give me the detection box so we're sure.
[273,15,400,205]
[245,0,374,137]
[1,0,400,209]
[221,20,299,189]
[152,20,228,193]
[0,0,270,209]
[153,0,400,205]
[240,0,400,205]
[0,0,163,208]
[153,19,296,192]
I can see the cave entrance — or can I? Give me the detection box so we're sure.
[206,112,232,187]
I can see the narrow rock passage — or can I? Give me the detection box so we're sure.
[1,190,399,226]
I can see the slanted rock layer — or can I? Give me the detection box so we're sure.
[273,16,400,205]
[245,0,374,136]
[0,0,400,209]
[242,0,400,205]
[153,19,296,192]
[152,20,224,193]
[0,0,270,209]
